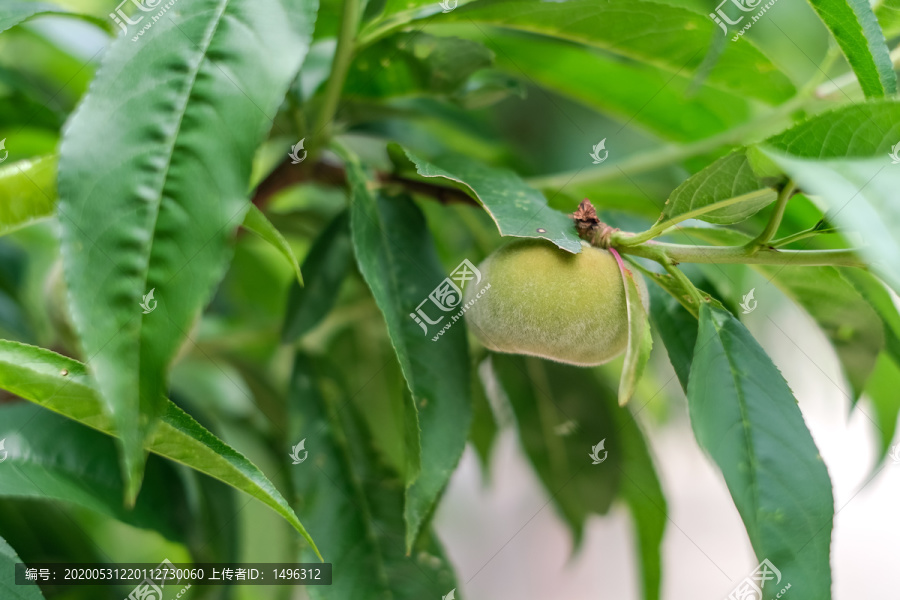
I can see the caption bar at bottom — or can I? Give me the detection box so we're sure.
[15,563,332,586]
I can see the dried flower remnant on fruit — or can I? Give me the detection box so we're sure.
[572,199,618,249]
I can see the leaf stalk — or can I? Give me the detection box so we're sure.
[311,0,362,148]
[747,179,795,250]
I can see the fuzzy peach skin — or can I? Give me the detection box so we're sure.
[463,239,648,366]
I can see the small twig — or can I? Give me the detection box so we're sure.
[620,240,866,268]
[251,159,346,207]
[310,0,362,152]
[770,223,837,248]
[251,158,478,208]
[663,261,705,306]
[748,180,796,249]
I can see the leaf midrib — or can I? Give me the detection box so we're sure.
[365,188,418,394]
[140,0,232,303]
[714,314,763,545]
[324,393,393,594]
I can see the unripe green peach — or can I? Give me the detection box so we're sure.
[463,239,648,366]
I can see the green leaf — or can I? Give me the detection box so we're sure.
[490,354,665,598]
[0,157,56,238]
[470,362,498,473]
[658,150,779,228]
[57,0,318,499]
[863,353,900,463]
[288,354,458,599]
[0,500,107,566]
[0,2,108,34]
[477,32,752,142]
[688,304,834,597]
[613,395,666,600]
[639,264,732,392]
[179,468,240,563]
[762,267,883,396]
[242,204,304,286]
[379,0,440,18]
[0,69,63,132]
[343,150,472,550]
[394,145,582,253]
[612,250,652,406]
[0,534,44,600]
[841,268,900,365]
[806,0,897,98]
[346,32,493,99]
[647,282,697,391]
[682,226,884,398]
[841,268,900,461]
[0,403,191,542]
[490,354,622,546]
[762,101,900,294]
[0,2,66,34]
[0,157,289,252]
[434,0,796,103]
[0,339,321,559]
[875,0,900,37]
[283,211,352,341]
